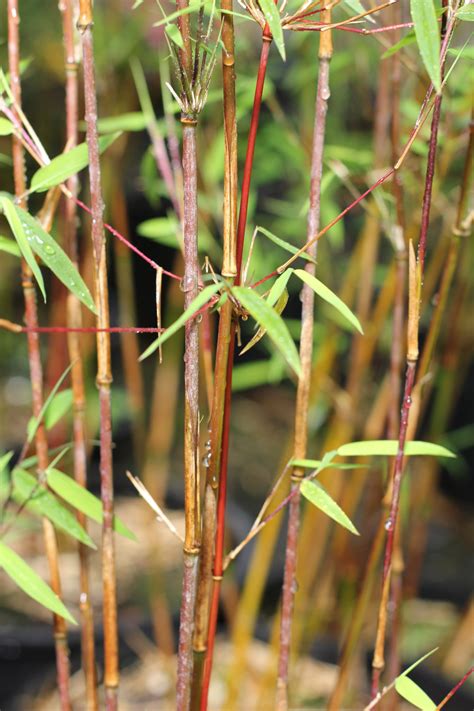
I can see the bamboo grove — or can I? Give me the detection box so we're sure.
[0,0,472,709]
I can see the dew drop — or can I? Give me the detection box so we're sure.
[384,518,393,531]
[44,244,55,256]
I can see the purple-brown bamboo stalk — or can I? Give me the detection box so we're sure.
[7,0,72,707]
[371,57,446,705]
[276,18,332,710]
[60,0,98,706]
[77,1,118,707]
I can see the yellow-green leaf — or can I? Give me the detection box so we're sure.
[259,0,286,61]
[300,479,359,535]
[233,285,301,377]
[30,132,121,193]
[395,676,436,711]
[0,196,46,301]
[139,282,222,361]
[337,440,456,458]
[0,235,21,257]
[294,269,363,334]
[410,0,441,93]
[0,541,76,623]
[47,468,136,540]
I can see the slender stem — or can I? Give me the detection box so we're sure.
[436,666,474,709]
[7,2,72,708]
[276,24,332,708]
[371,81,445,703]
[78,3,118,707]
[60,1,98,707]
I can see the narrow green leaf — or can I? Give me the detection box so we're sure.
[27,363,73,446]
[231,356,285,391]
[300,479,359,535]
[0,196,46,301]
[337,440,456,458]
[0,541,76,623]
[165,23,184,49]
[259,0,286,60]
[240,289,289,356]
[382,30,417,59]
[13,206,96,313]
[96,112,147,133]
[0,235,21,257]
[153,1,204,28]
[139,282,222,361]
[410,0,441,93]
[28,389,73,438]
[12,468,96,549]
[257,226,315,263]
[232,286,301,377]
[0,451,14,478]
[266,269,293,307]
[0,117,14,135]
[292,459,366,470]
[294,269,363,334]
[398,648,438,679]
[456,6,474,21]
[47,469,136,540]
[30,132,121,192]
[137,216,181,248]
[395,676,436,710]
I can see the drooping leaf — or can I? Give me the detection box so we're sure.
[30,132,121,193]
[139,282,222,361]
[266,269,294,307]
[337,440,456,458]
[456,6,474,21]
[232,286,301,377]
[27,389,73,438]
[395,676,436,710]
[257,226,315,263]
[410,0,441,93]
[13,206,96,313]
[259,0,286,61]
[240,288,289,356]
[382,30,417,59]
[153,1,204,28]
[0,196,46,301]
[294,269,363,334]
[47,468,136,540]
[0,235,21,257]
[394,648,439,710]
[27,363,73,446]
[0,117,14,135]
[0,541,76,623]
[300,479,359,535]
[12,468,96,549]
[165,23,184,49]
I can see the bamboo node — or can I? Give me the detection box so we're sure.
[212,574,223,582]
[181,116,198,126]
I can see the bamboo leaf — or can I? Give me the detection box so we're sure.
[0,541,76,623]
[259,0,286,61]
[292,459,366,470]
[0,235,21,257]
[410,0,441,93]
[0,195,46,301]
[27,363,73,446]
[139,282,222,361]
[165,23,184,49]
[266,269,293,307]
[233,286,301,377]
[257,226,315,263]
[27,389,73,438]
[294,269,363,334]
[456,6,474,21]
[47,469,136,540]
[30,132,121,192]
[395,676,436,710]
[137,216,181,248]
[0,117,14,135]
[96,112,147,133]
[337,440,456,458]
[240,288,289,356]
[153,1,204,28]
[12,468,97,549]
[300,479,359,535]
[13,205,96,313]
